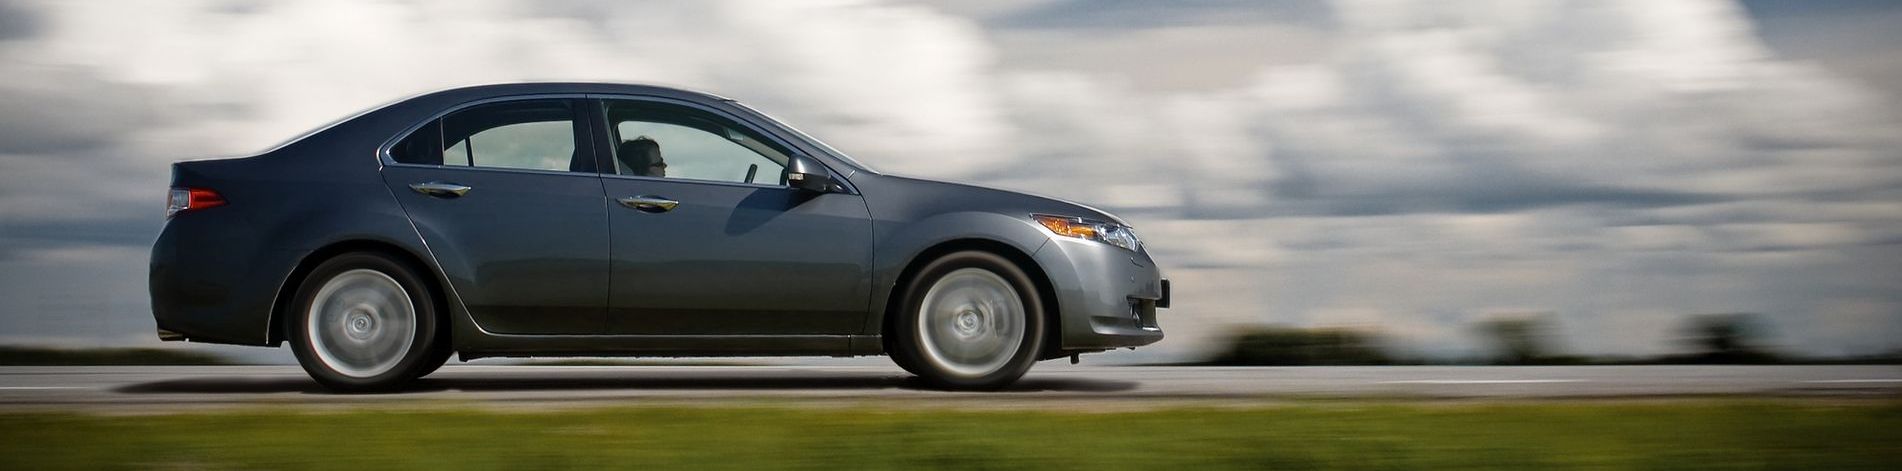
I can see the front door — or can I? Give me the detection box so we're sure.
[592,98,873,335]
[380,98,609,335]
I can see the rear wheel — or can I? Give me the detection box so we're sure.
[288,253,442,392]
[890,251,1045,389]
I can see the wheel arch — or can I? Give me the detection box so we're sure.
[266,239,451,346]
[879,238,1062,359]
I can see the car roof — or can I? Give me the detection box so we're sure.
[412,82,736,103]
[255,82,740,158]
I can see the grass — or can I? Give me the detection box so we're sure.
[3,401,1899,470]
[0,346,233,366]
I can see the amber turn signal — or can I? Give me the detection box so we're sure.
[1034,214,1098,239]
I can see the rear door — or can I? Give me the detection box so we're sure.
[380,98,609,335]
[590,97,874,335]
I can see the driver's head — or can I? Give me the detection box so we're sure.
[618,137,666,177]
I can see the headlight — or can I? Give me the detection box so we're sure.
[1033,214,1142,252]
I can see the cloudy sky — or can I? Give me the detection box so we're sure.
[1,0,1897,361]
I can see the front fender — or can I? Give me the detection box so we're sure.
[863,211,1053,336]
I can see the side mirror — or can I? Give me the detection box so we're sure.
[785,156,837,193]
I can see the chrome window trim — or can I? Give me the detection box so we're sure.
[598,172,800,191]
[381,161,605,179]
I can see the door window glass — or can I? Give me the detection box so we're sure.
[389,99,585,172]
[603,101,789,185]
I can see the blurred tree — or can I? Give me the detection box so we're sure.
[1677,313,1779,364]
[1207,326,1393,366]
[1474,315,1560,365]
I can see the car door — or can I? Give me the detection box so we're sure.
[379,98,609,335]
[591,97,873,335]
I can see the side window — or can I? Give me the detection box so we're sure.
[603,100,789,185]
[389,99,585,172]
[389,120,441,165]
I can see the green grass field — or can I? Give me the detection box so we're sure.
[3,401,1898,470]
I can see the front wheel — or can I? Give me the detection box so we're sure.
[288,253,442,392]
[890,251,1045,390]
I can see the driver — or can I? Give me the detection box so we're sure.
[616,136,667,177]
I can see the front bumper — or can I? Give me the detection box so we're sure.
[1032,237,1167,351]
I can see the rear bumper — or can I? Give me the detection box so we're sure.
[149,215,297,346]
[1032,237,1166,351]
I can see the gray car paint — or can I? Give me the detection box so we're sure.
[149,82,1164,361]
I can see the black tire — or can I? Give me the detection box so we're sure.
[413,337,455,379]
[887,336,929,377]
[287,252,442,392]
[890,251,1045,390]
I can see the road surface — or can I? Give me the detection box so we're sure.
[2,364,1897,409]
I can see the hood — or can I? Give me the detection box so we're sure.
[875,174,1130,226]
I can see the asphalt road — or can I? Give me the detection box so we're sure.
[2,364,1898,409]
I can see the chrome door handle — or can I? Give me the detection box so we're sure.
[409,182,472,198]
[618,195,679,213]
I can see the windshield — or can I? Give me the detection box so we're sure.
[728,101,880,174]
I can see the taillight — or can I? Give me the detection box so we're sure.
[167,187,225,217]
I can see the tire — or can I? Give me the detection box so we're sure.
[887,336,929,378]
[287,252,442,392]
[890,251,1045,390]
[413,337,454,379]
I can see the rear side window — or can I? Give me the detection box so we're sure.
[388,99,588,172]
[389,120,441,165]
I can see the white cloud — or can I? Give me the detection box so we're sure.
[972,0,1901,358]
[0,0,1897,359]
[8,0,1012,167]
